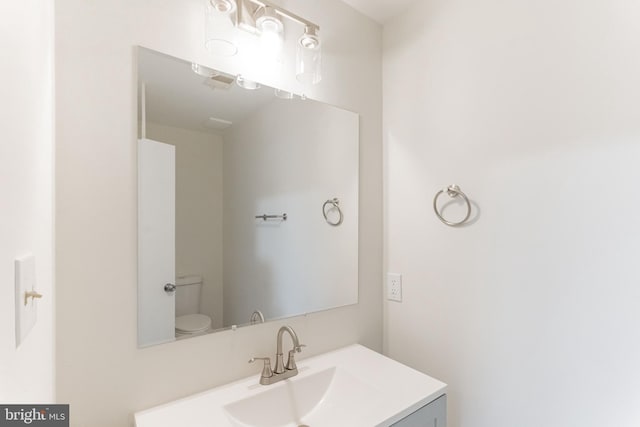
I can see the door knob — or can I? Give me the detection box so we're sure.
[164,283,176,293]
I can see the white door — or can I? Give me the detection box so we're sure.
[138,138,176,347]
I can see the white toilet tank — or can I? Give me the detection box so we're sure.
[175,275,203,317]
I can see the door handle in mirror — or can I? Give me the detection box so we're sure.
[164,283,176,293]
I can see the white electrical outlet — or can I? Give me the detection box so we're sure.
[387,273,402,302]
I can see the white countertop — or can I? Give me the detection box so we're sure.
[134,344,446,427]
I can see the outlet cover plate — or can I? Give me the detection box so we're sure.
[387,273,402,302]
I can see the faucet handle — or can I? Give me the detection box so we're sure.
[249,357,273,379]
[285,345,306,371]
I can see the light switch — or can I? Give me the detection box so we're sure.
[15,254,38,347]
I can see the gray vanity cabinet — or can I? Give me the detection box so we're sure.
[391,394,447,427]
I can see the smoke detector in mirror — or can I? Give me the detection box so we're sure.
[203,73,235,90]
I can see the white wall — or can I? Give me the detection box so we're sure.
[146,123,224,329]
[55,0,382,425]
[223,98,359,326]
[383,1,640,426]
[0,0,55,402]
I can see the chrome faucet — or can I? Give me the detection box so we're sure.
[249,325,305,385]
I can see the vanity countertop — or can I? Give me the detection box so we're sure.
[134,344,446,427]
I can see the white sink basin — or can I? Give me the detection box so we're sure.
[134,344,446,427]
[224,367,383,427]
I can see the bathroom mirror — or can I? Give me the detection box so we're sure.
[137,47,359,347]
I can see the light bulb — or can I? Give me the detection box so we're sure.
[255,6,283,34]
[298,25,320,49]
[256,7,283,60]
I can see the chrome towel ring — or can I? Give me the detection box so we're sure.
[250,310,265,325]
[433,184,471,227]
[322,198,343,226]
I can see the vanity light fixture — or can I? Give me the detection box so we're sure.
[204,0,322,84]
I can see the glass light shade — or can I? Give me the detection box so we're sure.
[296,27,322,85]
[191,63,219,78]
[205,0,238,57]
[236,75,261,90]
[259,26,283,59]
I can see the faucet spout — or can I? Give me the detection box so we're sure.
[275,326,301,374]
[277,326,300,355]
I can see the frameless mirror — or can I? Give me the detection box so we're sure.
[137,47,359,347]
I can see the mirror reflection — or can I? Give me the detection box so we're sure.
[137,48,359,347]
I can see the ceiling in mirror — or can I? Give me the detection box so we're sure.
[138,49,276,135]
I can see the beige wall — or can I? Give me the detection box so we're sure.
[146,123,223,329]
[223,98,359,326]
[0,0,54,402]
[55,0,382,425]
[383,0,640,426]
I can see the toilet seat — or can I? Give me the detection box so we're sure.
[175,314,212,334]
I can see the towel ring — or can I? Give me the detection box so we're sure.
[250,310,265,325]
[433,184,471,227]
[323,198,343,226]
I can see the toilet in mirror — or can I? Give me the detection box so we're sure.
[137,47,360,347]
[174,275,212,337]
